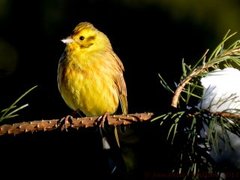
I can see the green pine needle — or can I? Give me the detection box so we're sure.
[0,85,38,122]
[156,30,240,177]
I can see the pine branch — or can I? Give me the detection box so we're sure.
[171,31,240,108]
[213,111,240,121]
[0,112,154,136]
[156,31,240,177]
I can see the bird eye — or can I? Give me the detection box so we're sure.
[79,36,85,40]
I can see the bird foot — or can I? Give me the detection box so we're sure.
[57,115,73,131]
[97,112,110,128]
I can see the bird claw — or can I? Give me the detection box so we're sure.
[57,115,73,131]
[97,112,110,128]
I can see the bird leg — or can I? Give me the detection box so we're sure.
[97,113,121,148]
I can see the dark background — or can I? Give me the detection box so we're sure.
[0,0,240,179]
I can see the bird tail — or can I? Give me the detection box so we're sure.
[99,126,127,177]
[115,93,128,147]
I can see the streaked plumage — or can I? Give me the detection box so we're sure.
[57,22,128,116]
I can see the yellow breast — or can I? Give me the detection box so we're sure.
[58,50,119,116]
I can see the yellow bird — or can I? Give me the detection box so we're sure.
[57,22,128,146]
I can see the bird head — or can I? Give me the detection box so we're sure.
[62,22,112,51]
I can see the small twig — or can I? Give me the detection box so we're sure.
[213,111,240,122]
[171,65,208,108]
[0,112,154,136]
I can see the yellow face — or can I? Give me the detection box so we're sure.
[62,22,111,51]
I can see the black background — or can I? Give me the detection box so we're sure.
[0,0,236,179]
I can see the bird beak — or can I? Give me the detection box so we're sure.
[61,37,74,44]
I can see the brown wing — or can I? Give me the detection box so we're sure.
[111,52,128,115]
